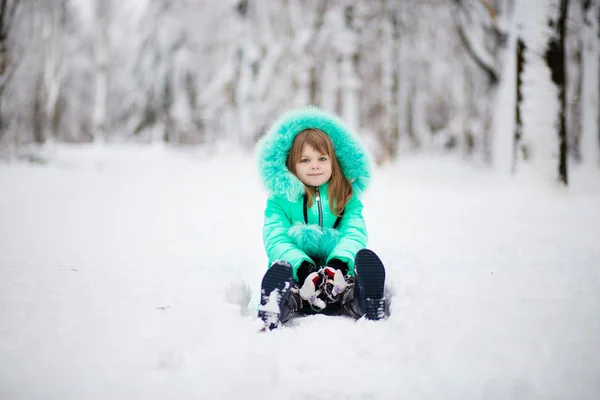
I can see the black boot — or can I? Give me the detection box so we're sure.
[343,249,386,321]
[257,261,295,330]
[340,278,361,319]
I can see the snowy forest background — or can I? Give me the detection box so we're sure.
[0,0,599,184]
[2,3,600,397]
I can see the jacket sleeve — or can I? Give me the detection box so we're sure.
[326,194,368,275]
[263,196,313,280]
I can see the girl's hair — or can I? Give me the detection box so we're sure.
[286,128,353,216]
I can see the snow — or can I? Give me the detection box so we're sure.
[1,144,600,399]
[258,287,286,314]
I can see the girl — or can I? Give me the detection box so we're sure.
[256,107,387,330]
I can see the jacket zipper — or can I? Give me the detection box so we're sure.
[315,186,323,227]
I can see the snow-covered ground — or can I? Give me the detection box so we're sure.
[1,144,599,400]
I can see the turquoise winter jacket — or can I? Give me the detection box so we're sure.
[256,107,372,280]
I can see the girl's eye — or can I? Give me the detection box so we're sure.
[300,159,309,163]
[319,157,328,161]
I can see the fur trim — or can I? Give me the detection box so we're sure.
[288,224,341,262]
[256,107,372,201]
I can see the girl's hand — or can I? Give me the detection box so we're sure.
[326,258,349,276]
[299,272,326,310]
[297,260,318,285]
[322,266,348,303]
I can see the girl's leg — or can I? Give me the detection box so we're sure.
[258,261,295,329]
[341,249,387,320]
[340,278,362,319]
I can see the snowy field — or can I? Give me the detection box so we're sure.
[1,144,599,400]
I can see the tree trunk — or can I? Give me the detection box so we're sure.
[235,1,257,148]
[0,0,21,145]
[569,41,582,161]
[517,0,569,184]
[0,0,20,98]
[44,1,66,141]
[340,5,360,133]
[490,1,517,173]
[579,0,600,166]
[33,72,45,144]
[379,1,400,160]
[452,0,503,162]
[93,0,110,142]
[514,37,526,172]
[544,0,569,184]
[567,0,583,162]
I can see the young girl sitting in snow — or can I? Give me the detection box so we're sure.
[256,107,388,330]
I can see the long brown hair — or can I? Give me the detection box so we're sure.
[286,129,353,216]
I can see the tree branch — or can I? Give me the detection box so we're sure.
[5,0,20,38]
[0,48,21,96]
[451,0,499,85]
[0,0,19,39]
[480,0,497,26]
[0,0,8,41]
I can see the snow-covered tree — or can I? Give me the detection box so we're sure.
[451,0,507,162]
[579,0,600,166]
[0,0,72,145]
[92,0,110,141]
[0,0,597,177]
[0,0,20,105]
[0,0,23,145]
[41,0,68,143]
[515,0,570,184]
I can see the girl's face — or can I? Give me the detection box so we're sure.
[295,143,332,187]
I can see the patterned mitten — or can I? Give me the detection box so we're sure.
[298,271,327,310]
[322,266,349,303]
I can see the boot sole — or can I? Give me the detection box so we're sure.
[355,249,386,320]
[258,261,293,329]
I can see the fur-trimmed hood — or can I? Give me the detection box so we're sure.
[256,107,372,201]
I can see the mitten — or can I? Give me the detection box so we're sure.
[298,271,326,310]
[296,260,318,285]
[322,262,349,303]
[326,258,349,276]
